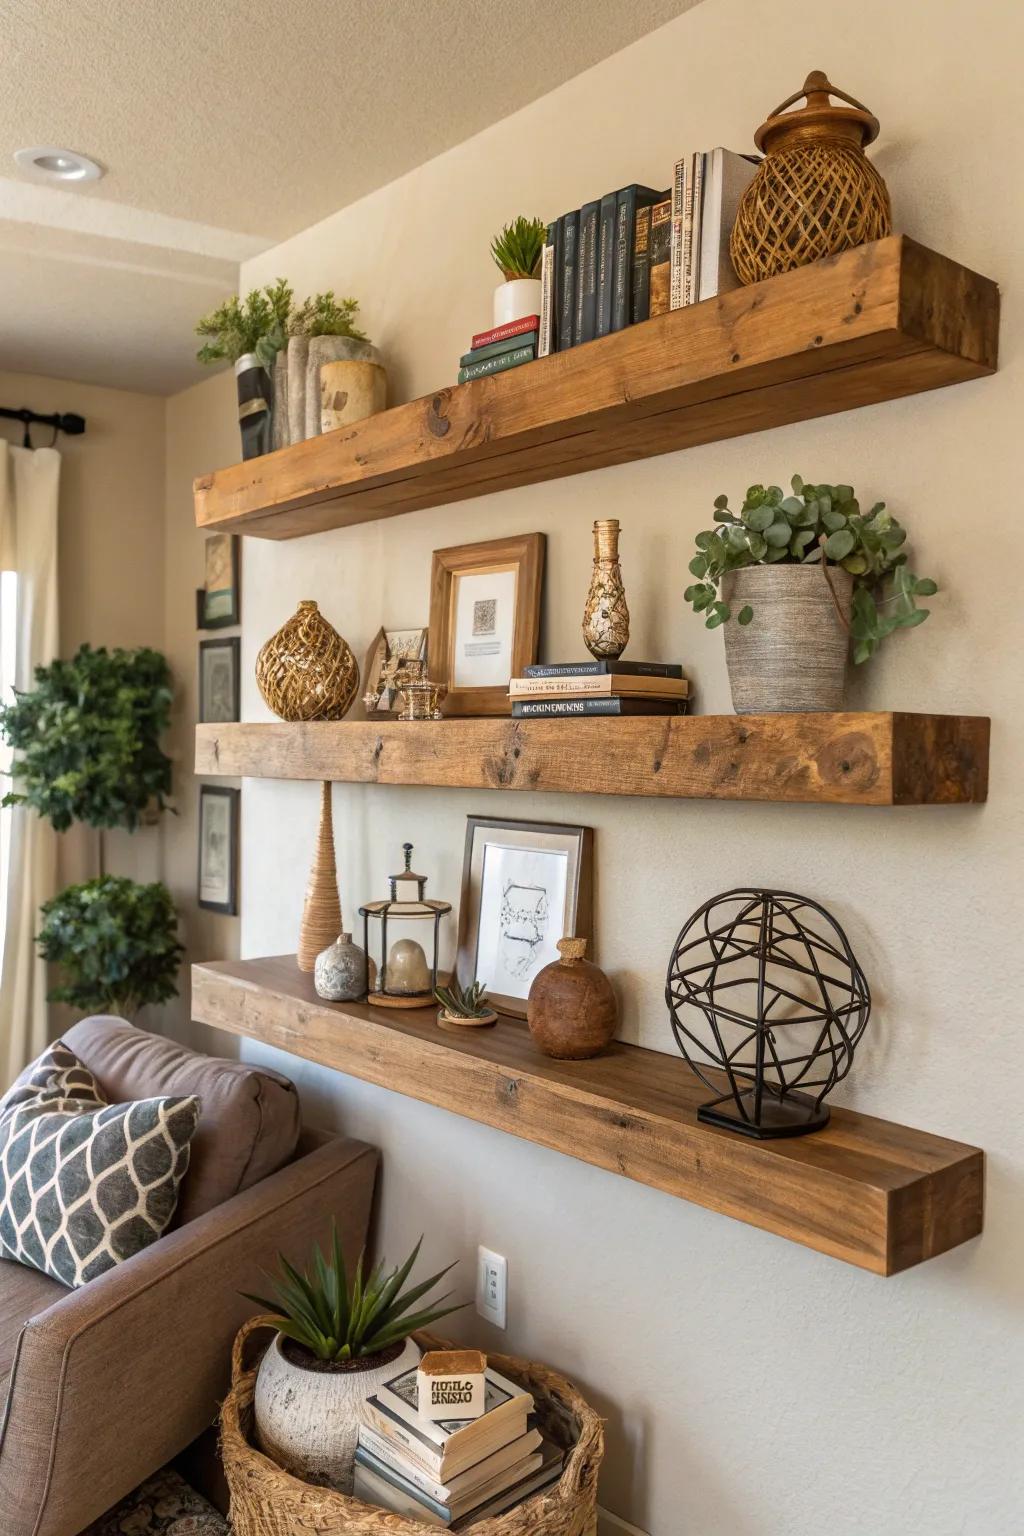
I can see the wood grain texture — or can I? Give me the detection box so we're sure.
[192,956,984,1274]
[194,712,989,806]
[193,237,999,540]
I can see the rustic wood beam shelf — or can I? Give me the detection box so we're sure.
[195,712,989,806]
[192,957,984,1274]
[193,237,998,540]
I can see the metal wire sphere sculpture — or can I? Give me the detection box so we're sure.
[666,889,870,1139]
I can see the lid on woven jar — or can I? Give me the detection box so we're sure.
[755,70,880,154]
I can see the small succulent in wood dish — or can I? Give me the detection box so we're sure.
[434,978,498,1031]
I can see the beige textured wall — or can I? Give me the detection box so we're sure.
[171,1,1022,1530]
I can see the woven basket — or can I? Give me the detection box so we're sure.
[222,1319,603,1536]
[256,600,359,722]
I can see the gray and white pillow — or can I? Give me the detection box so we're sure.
[0,1041,199,1287]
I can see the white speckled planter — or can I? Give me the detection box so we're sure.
[253,1333,420,1493]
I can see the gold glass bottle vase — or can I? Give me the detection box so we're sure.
[582,518,630,660]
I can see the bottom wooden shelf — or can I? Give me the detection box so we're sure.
[192,957,983,1275]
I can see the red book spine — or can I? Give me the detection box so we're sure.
[470,314,540,350]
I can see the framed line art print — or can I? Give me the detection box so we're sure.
[197,785,239,915]
[196,533,240,629]
[456,815,593,1018]
[428,534,545,715]
[198,637,240,723]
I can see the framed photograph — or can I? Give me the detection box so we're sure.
[362,626,428,718]
[199,637,240,723]
[197,785,239,914]
[428,534,545,716]
[196,534,240,629]
[456,815,592,1018]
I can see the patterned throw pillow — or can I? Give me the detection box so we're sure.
[0,1041,199,1287]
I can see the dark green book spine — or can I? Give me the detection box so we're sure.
[523,660,684,678]
[595,192,616,338]
[458,346,534,384]
[615,186,663,330]
[460,331,537,368]
[575,200,599,344]
[632,204,652,324]
[558,212,578,350]
[512,697,687,717]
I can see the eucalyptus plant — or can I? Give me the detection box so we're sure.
[37,876,184,1016]
[195,277,294,370]
[288,291,367,341]
[490,217,546,280]
[434,978,492,1019]
[244,1225,464,1364]
[685,476,937,663]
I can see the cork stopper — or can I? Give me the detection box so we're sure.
[593,519,620,562]
[557,937,588,965]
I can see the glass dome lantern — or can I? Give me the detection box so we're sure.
[359,843,452,1009]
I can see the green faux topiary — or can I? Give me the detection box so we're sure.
[37,876,184,1017]
[195,277,294,371]
[0,644,173,832]
[288,291,367,341]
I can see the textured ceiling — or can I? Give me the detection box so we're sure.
[0,0,702,393]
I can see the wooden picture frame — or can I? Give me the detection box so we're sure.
[197,785,239,915]
[456,815,593,1018]
[361,625,429,719]
[428,533,544,716]
[196,533,240,629]
[198,637,240,723]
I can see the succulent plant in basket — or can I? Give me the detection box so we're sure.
[435,977,498,1031]
[490,214,547,331]
[245,1223,464,1493]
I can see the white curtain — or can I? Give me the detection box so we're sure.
[0,441,60,1085]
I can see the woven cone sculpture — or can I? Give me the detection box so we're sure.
[297,782,343,972]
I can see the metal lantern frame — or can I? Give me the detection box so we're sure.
[359,843,451,1007]
[665,888,870,1139]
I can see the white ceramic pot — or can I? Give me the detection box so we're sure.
[254,1332,420,1493]
[492,277,542,328]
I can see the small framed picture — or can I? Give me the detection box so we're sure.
[198,785,239,915]
[456,815,592,1018]
[196,534,240,629]
[362,626,428,718]
[428,534,545,716]
[199,637,240,723]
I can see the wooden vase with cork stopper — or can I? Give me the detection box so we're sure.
[527,938,618,1060]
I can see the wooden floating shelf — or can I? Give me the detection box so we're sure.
[192,957,984,1275]
[195,712,989,806]
[194,236,998,540]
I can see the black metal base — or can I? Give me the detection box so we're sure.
[697,1088,830,1140]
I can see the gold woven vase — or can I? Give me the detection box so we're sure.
[730,69,892,286]
[582,518,630,660]
[255,599,359,721]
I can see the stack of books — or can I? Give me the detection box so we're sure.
[509,660,690,718]
[667,148,759,314]
[357,1360,563,1528]
[458,316,539,384]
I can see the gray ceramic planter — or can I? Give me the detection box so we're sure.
[720,564,853,713]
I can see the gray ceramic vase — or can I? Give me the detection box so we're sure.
[720,563,853,713]
[314,932,368,1002]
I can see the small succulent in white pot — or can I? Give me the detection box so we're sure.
[490,216,546,328]
[245,1224,463,1492]
[685,476,937,713]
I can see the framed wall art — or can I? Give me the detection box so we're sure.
[196,533,240,629]
[199,636,240,723]
[197,784,239,915]
[362,625,428,718]
[428,533,545,715]
[456,815,592,1017]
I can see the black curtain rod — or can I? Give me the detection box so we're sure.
[0,406,87,449]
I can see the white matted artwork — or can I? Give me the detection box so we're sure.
[197,785,239,915]
[457,816,593,1017]
[452,567,517,689]
[428,534,545,716]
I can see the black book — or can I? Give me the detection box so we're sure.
[523,660,684,679]
[557,211,578,350]
[595,191,617,339]
[613,185,663,332]
[513,697,687,718]
[575,200,600,345]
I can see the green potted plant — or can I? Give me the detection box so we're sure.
[685,476,937,712]
[287,292,384,442]
[434,976,497,1031]
[246,1225,463,1493]
[36,876,183,1018]
[195,278,293,459]
[490,216,546,328]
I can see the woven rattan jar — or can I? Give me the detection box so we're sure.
[222,1320,603,1536]
[730,70,892,285]
[256,600,359,721]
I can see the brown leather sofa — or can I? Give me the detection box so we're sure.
[0,1016,379,1536]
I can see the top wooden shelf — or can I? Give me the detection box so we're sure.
[194,236,998,540]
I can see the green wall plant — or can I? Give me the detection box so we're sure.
[289,291,367,340]
[195,277,294,370]
[37,876,184,1017]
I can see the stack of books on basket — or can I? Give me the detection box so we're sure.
[510,660,690,717]
[357,1349,563,1528]
[458,315,539,384]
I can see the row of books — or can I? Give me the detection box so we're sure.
[356,1358,562,1528]
[537,148,758,356]
[509,659,690,718]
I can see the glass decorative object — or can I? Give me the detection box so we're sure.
[256,600,359,721]
[393,658,447,721]
[359,844,452,1009]
[730,70,893,286]
[582,519,630,660]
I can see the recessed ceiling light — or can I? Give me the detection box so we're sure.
[13,146,104,183]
